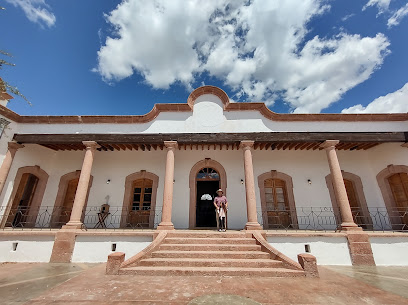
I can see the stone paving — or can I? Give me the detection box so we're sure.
[0,262,407,304]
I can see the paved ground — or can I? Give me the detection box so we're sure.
[0,263,407,305]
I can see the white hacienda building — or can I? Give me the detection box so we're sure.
[0,86,407,273]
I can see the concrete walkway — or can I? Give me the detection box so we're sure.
[0,262,407,305]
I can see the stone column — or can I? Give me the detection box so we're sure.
[320,140,357,229]
[240,141,262,230]
[0,142,24,196]
[65,141,99,228]
[157,141,177,230]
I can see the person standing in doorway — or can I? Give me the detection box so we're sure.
[213,189,228,232]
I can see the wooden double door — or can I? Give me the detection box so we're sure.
[387,173,408,227]
[264,178,293,229]
[127,178,153,228]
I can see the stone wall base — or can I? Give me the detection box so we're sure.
[346,231,375,266]
[49,230,76,263]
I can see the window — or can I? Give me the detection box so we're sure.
[196,168,219,180]
[131,179,153,211]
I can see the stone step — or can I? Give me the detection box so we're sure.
[119,266,305,277]
[166,231,247,239]
[164,237,256,245]
[159,243,261,252]
[139,257,283,268]
[151,250,271,259]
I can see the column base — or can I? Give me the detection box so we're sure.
[340,222,361,232]
[245,222,263,230]
[157,222,175,230]
[63,222,84,230]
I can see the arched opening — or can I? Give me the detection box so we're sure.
[7,173,39,227]
[387,172,408,227]
[121,171,159,229]
[325,172,372,229]
[50,171,93,228]
[195,167,220,228]
[1,166,49,228]
[189,159,227,229]
[377,165,408,230]
[258,171,298,229]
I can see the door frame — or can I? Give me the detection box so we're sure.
[257,170,298,229]
[377,164,408,229]
[189,159,227,229]
[50,170,93,227]
[0,166,49,228]
[121,170,159,229]
[325,171,372,229]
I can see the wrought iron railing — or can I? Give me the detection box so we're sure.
[0,205,162,230]
[0,204,406,231]
[257,206,408,232]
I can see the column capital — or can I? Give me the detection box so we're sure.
[240,140,255,150]
[164,141,178,150]
[8,142,24,152]
[401,143,408,148]
[82,141,100,151]
[319,140,339,150]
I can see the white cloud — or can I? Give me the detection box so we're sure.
[95,0,390,113]
[387,3,408,28]
[363,0,391,15]
[342,82,408,113]
[5,0,55,28]
[341,13,355,21]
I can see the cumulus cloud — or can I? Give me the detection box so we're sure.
[342,82,408,113]
[362,0,391,15]
[5,0,55,28]
[387,3,408,28]
[95,0,390,113]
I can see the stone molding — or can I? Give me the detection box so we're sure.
[2,86,407,124]
[257,170,298,229]
[325,171,372,228]
[121,170,159,229]
[376,164,408,228]
[188,158,227,229]
[50,170,93,228]
[0,165,49,228]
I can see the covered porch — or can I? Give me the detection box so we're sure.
[0,131,407,233]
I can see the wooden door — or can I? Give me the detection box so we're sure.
[58,178,79,225]
[264,178,291,228]
[127,179,153,228]
[388,173,408,226]
[344,179,365,227]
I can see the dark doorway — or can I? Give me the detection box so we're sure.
[196,180,219,227]
[7,173,39,227]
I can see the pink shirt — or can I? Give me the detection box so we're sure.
[214,196,227,208]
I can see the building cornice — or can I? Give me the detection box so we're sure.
[1,85,408,124]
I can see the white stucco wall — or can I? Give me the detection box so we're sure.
[0,235,55,262]
[0,142,407,230]
[267,236,352,265]
[0,94,407,230]
[370,237,408,266]
[71,235,152,263]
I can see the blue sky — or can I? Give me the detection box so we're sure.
[1,0,408,116]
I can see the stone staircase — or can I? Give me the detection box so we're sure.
[116,231,306,277]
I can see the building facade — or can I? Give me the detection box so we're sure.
[0,86,407,266]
